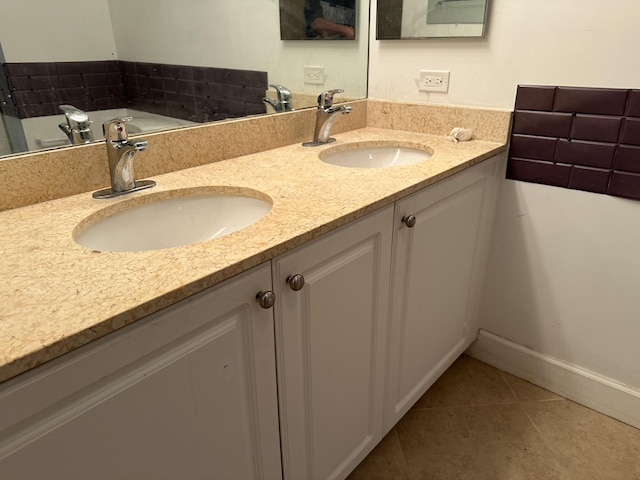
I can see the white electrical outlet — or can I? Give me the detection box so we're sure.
[418,70,450,93]
[304,66,325,85]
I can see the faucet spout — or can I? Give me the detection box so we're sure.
[313,105,352,144]
[303,89,351,147]
[58,104,94,145]
[263,84,293,112]
[108,139,149,193]
[92,117,155,199]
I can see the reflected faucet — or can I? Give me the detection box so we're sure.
[92,117,156,199]
[303,89,351,147]
[58,104,94,145]
[263,84,293,112]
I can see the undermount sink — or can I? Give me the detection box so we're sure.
[74,188,272,252]
[320,142,432,168]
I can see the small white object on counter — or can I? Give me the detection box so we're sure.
[446,127,473,143]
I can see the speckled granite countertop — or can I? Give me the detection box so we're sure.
[0,127,506,384]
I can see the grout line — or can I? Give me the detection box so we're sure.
[520,401,568,468]
[499,370,521,401]
[391,428,412,480]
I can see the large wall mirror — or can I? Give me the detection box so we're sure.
[377,0,489,39]
[0,0,369,159]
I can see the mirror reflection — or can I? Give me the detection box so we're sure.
[280,0,356,40]
[0,0,369,159]
[377,0,489,39]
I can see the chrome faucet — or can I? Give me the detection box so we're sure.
[58,104,94,145]
[263,84,293,112]
[303,89,351,147]
[92,117,156,199]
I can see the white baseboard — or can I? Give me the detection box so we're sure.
[466,329,640,429]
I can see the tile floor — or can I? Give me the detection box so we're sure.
[347,354,640,480]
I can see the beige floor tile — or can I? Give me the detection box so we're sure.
[500,372,563,402]
[523,399,640,480]
[413,355,517,409]
[346,429,410,480]
[396,403,569,480]
[352,354,640,479]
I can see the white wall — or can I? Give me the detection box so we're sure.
[108,0,368,98]
[370,0,640,108]
[370,0,640,410]
[1,0,117,62]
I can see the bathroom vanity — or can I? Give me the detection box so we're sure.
[0,103,509,479]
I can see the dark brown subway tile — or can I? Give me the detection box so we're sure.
[89,86,111,98]
[8,76,30,91]
[148,77,164,90]
[177,79,195,95]
[608,171,640,200]
[6,63,33,76]
[83,73,110,87]
[58,75,84,89]
[192,68,208,83]
[179,66,194,81]
[568,166,611,194]
[554,87,628,116]
[514,85,556,111]
[512,111,572,137]
[89,62,109,74]
[626,90,640,117]
[161,64,180,79]
[10,91,28,106]
[614,145,640,173]
[162,78,179,92]
[29,77,55,91]
[571,114,622,143]
[55,62,86,75]
[620,118,640,146]
[507,158,572,188]
[554,139,616,169]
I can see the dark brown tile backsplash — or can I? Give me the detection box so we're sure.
[508,85,640,201]
[118,61,268,123]
[0,60,268,123]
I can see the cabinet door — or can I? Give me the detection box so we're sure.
[385,157,500,432]
[0,264,282,480]
[273,206,393,480]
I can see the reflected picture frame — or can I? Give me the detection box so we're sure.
[377,0,489,39]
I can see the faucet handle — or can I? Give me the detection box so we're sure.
[103,117,133,143]
[317,89,344,109]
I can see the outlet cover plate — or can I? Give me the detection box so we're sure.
[304,66,325,85]
[418,70,450,92]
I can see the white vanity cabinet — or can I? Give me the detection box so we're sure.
[272,206,394,480]
[0,153,504,479]
[383,154,503,432]
[0,263,282,480]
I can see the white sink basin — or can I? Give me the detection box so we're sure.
[320,143,432,168]
[74,189,272,252]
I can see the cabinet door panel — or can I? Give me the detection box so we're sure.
[0,264,281,480]
[274,206,393,480]
[385,158,499,432]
